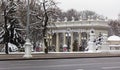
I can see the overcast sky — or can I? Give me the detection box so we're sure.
[56,0,120,20]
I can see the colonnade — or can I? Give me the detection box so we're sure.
[54,31,87,52]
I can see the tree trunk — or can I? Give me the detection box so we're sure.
[44,38,48,54]
[4,8,9,54]
[5,43,9,54]
[43,0,49,54]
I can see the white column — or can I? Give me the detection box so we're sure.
[56,33,59,52]
[42,41,45,52]
[23,0,32,58]
[23,39,32,58]
[78,32,81,51]
[78,32,81,45]
[63,32,66,46]
[70,32,73,52]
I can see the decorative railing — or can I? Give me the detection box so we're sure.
[49,20,109,28]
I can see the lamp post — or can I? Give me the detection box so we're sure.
[23,0,32,58]
[47,31,51,52]
[66,28,71,52]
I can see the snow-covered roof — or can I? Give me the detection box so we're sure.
[107,35,120,41]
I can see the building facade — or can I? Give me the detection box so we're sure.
[47,19,110,52]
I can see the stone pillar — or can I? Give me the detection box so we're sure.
[56,33,59,52]
[70,32,73,52]
[43,41,45,52]
[87,29,96,52]
[78,32,81,51]
[23,39,32,58]
[78,32,81,45]
[63,32,66,46]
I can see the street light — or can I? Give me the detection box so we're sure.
[47,31,52,51]
[23,0,32,58]
[66,28,71,52]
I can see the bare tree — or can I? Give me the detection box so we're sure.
[79,10,102,20]
[16,0,57,53]
[65,9,79,21]
[53,9,105,21]
[108,20,120,36]
[39,0,57,53]
[4,0,57,53]
[0,0,25,54]
[118,13,120,22]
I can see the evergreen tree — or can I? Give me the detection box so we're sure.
[95,32,103,50]
[73,40,78,51]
